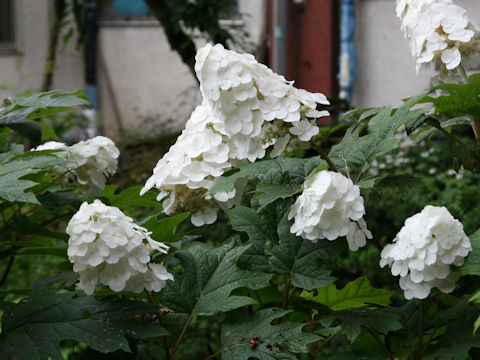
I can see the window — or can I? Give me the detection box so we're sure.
[0,0,14,53]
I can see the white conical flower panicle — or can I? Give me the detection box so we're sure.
[66,200,173,295]
[142,44,330,226]
[380,205,471,300]
[288,170,372,251]
[32,136,119,193]
[396,0,480,77]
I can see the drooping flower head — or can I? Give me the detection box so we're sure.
[141,44,330,226]
[380,205,471,300]
[32,136,119,193]
[396,0,480,77]
[66,200,172,295]
[288,170,372,251]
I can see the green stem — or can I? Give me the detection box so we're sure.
[473,117,480,140]
[282,275,291,308]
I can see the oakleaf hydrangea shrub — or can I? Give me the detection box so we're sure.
[66,200,171,294]
[3,2,480,358]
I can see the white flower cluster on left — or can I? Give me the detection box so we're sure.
[33,136,119,193]
[380,205,471,299]
[288,170,372,251]
[396,0,480,76]
[141,44,330,226]
[66,200,173,295]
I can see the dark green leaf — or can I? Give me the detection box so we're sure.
[254,183,302,211]
[141,212,190,242]
[266,203,339,291]
[300,277,393,311]
[220,308,320,359]
[230,205,278,270]
[210,156,325,195]
[0,289,167,360]
[373,174,424,199]
[160,241,271,316]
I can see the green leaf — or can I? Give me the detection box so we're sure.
[457,228,480,276]
[300,277,393,311]
[141,212,190,242]
[329,93,427,174]
[0,151,62,204]
[0,90,90,141]
[254,183,302,211]
[415,73,480,118]
[265,201,339,291]
[372,174,424,199]
[0,289,167,360]
[160,241,272,316]
[230,205,278,270]
[424,318,480,360]
[102,185,160,211]
[38,122,61,142]
[318,308,402,343]
[220,308,320,359]
[210,156,325,195]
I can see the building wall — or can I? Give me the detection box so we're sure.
[352,0,480,108]
[0,0,84,99]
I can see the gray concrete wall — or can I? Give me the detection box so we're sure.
[353,0,480,108]
[0,0,84,99]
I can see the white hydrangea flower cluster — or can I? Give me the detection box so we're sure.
[380,205,471,300]
[142,44,330,226]
[288,170,372,251]
[396,0,480,76]
[33,136,119,193]
[66,200,173,295]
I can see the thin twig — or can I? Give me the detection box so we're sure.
[203,350,222,360]
[355,171,364,184]
[255,290,264,308]
[366,327,393,359]
[436,126,465,146]
[473,117,480,140]
[419,325,439,359]
[311,333,337,359]
[0,257,15,287]
[369,236,383,252]
[170,311,195,360]
[309,141,339,172]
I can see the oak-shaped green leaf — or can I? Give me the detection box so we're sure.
[415,73,480,118]
[160,241,272,316]
[0,289,167,360]
[300,277,393,311]
[220,308,319,360]
[329,93,427,175]
[0,151,62,204]
[210,156,325,195]
[266,202,339,291]
[230,205,278,269]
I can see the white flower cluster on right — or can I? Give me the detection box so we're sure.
[33,136,119,193]
[141,44,330,226]
[67,200,173,295]
[396,0,480,76]
[380,205,471,300]
[288,170,372,251]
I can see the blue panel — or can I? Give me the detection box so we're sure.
[114,0,149,16]
[338,0,357,103]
